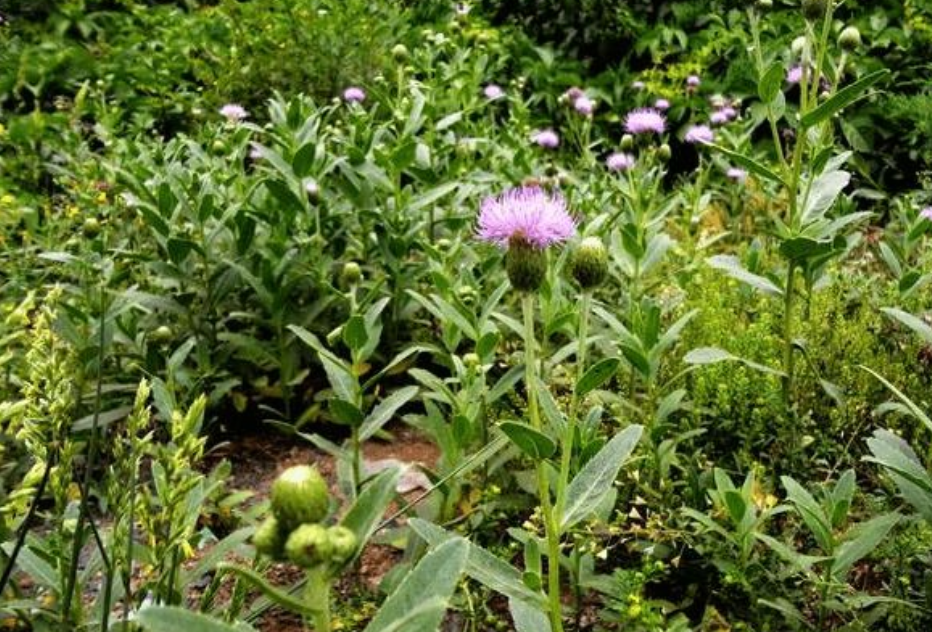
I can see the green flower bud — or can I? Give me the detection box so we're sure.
[657,143,672,162]
[253,516,286,560]
[802,0,829,22]
[791,36,808,58]
[340,262,362,287]
[326,525,357,564]
[150,325,173,343]
[505,237,547,293]
[391,44,409,61]
[620,134,635,151]
[757,0,773,8]
[271,465,329,530]
[285,523,332,568]
[838,26,861,50]
[82,217,101,239]
[570,237,609,290]
[463,353,481,371]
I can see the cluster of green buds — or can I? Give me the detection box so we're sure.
[252,465,357,571]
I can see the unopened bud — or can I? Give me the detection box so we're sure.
[327,526,357,564]
[391,44,409,61]
[340,262,362,287]
[801,0,829,22]
[505,237,547,293]
[620,134,635,151]
[253,516,286,560]
[657,143,672,162]
[570,237,609,290]
[838,26,861,50]
[463,353,481,371]
[285,524,331,568]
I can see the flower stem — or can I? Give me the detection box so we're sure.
[557,292,591,515]
[521,294,564,632]
[782,263,796,410]
[304,567,332,632]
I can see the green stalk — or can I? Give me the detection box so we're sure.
[521,295,564,632]
[782,263,797,410]
[556,292,591,516]
[304,567,332,632]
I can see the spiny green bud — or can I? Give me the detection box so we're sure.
[391,44,409,61]
[253,516,286,560]
[620,134,635,151]
[327,526,357,564]
[801,0,829,22]
[285,523,331,568]
[270,465,329,530]
[570,237,609,290]
[657,143,672,162]
[838,26,861,50]
[505,237,547,293]
[340,262,362,287]
[82,217,101,239]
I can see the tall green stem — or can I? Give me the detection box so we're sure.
[521,294,564,632]
[557,292,591,516]
[782,263,796,410]
[304,568,332,632]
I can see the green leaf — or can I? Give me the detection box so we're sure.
[561,425,643,531]
[708,254,783,296]
[289,325,358,403]
[723,490,748,526]
[364,538,467,632]
[831,513,899,580]
[343,315,369,353]
[341,466,403,560]
[683,347,785,377]
[801,69,888,129]
[759,61,786,104]
[707,145,786,187]
[781,476,833,552]
[408,519,546,607]
[137,606,256,632]
[880,308,932,346]
[861,364,932,434]
[575,358,620,397]
[499,421,557,459]
[330,398,365,426]
[865,429,932,522]
[510,597,552,632]
[0,543,57,590]
[800,169,850,224]
[360,386,419,441]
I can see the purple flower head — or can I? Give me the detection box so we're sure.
[687,75,701,88]
[631,80,646,91]
[564,87,585,103]
[624,108,666,135]
[921,206,932,221]
[574,95,595,116]
[606,152,635,172]
[484,84,505,100]
[710,109,733,125]
[685,124,715,144]
[726,167,748,182]
[532,129,560,149]
[219,104,248,122]
[248,144,263,160]
[654,98,671,111]
[477,186,576,249]
[343,87,366,103]
[787,65,804,85]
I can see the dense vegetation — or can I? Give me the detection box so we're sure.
[2,0,932,630]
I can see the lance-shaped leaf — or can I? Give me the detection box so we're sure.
[708,254,784,297]
[801,69,889,129]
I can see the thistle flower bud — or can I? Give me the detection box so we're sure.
[791,36,808,58]
[657,143,672,162]
[801,0,829,22]
[150,325,173,343]
[620,134,635,151]
[391,44,409,61]
[463,352,481,371]
[327,526,357,564]
[340,262,362,287]
[570,237,609,290]
[285,524,332,568]
[82,217,101,239]
[757,0,773,8]
[838,26,861,50]
[304,180,320,203]
[270,465,329,530]
[505,237,547,293]
[253,516,286,560]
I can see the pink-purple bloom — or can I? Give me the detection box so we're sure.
[343,87,366,103]
[564,87,585,103]
[219,104,248,122]
[921,206,932,221]
[726,167,748,182]
[574,95,595,116]
[477,186,576,249]
[687,75,701,88]
[787,65,804,85]
[606,152,635,172]
[532,129,560,149]
[685,124,714,144]
[624,108,666,135]
[484,84,505,100]
[654,98,671,111]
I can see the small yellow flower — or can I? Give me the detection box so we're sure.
[95,192,108,205]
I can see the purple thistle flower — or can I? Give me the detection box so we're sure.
[564,87,585,103]
[624,108,666,135]
[343,87,366,103]
[606,152,635,172]
[248,144,263,160]
[687,75,701,88]
[484,84,505,100]
[477,186,576,249]
[654,98,671,111]
[532,129,560,149]
[921,206,932,221]
[219,103,248,122]
[574,95,595,116]
[787,65,804,85]
[726,167,748,182]
[710,110,730,125]
[685,124,714,144]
